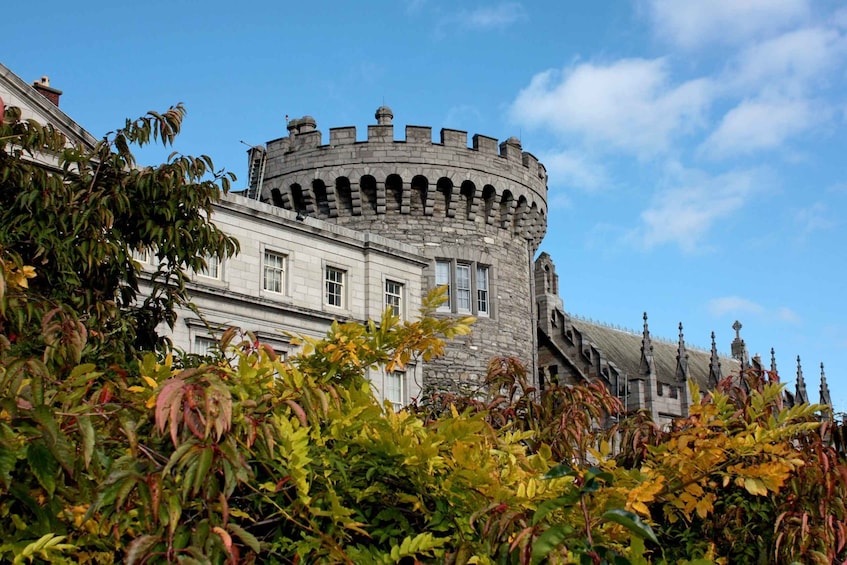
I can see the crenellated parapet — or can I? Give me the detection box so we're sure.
[259,107,548,250]
[252,107,549,387]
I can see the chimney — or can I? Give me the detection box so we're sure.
[32,76,62,107]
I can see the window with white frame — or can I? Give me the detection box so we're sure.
[325,266,345,308]
[198,255,220,279]
[194,336,216,356]
[263,251,285,294]
[434,260,492,316]
[385,280,403,317]
[456,263,471,313]
[435,260,451,312]
[132,247,150,264]
[385,371,405,411]
[476,266,490,316]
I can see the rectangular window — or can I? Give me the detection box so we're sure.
[456,264,471,313]
[325,267,345,308]
[477,266,489,316]
[263,251,285,294]
[385,280,403,317]
[132,247,150,264]
[385,371,405,411]
[433,260,494,317]
[199,255,220,279]
[435,260,451,311]
[194,336,216,356]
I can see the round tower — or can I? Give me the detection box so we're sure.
[261,108,548,390]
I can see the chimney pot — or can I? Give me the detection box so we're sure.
[32,76,63,107]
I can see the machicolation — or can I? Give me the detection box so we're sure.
[254,107,549,388]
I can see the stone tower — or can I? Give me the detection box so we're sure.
[256,107,548,389]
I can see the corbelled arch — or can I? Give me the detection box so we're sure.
[312,179,332,218]
[460,180,476,221]
[435,177,454,218]
[386,174,403,213]
[482,184,497,225]
[360,175,378,215]
[411,174,431,215]
[499,189,515,229]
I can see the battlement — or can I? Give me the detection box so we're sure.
[268,108,548,185]
[259,107,549,250]
[255,106,547,386]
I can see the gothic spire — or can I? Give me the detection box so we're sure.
[675,322,692,415]
[675,322,690,383]
[795,355,809,405]
[770,347,779,381]
[820,362,832,407]
[708,331,722,388]
[639,312,656,378]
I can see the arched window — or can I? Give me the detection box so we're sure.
[312,179,330,218]
[482,185,496,224]
[360,175,378,214]
[436,177,453,217]
[386,174,403,212]
[499,190,514,229]
[460,180,476,220]
[270,187,285,208]
[290,184,306,213]
[335,177,353,216]
[411,175,429,214]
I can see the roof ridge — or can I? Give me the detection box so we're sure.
[567,311,733,358]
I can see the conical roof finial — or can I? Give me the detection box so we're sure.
[770,347,778,375]
[639,312,656,377]
[795,355,809,405]
[820,362,832,407]
[708,331,722,388]
[675,322,689,383]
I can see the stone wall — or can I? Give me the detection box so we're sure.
[256,108,549,387]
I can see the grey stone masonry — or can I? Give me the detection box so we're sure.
[257,107,549,390]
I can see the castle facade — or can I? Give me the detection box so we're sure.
[2,62,831,416]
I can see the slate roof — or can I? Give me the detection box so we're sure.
[568,316,741,389]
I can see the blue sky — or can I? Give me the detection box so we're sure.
[4,0,846,409]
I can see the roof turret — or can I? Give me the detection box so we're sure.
[375,106,393,125]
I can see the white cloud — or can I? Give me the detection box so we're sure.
[631,167,764,252]
[827,182,847,194]
[708,296,766,317]
[700,98,820,158]
[729,27,847,96]
[707,298,800,324]
[777,307,801,324]
[794,201,837,235]
[510,58,712,156]
[540,149,610,192]
[446,3,527,30]
[547,191,572,210]
[443,104,482,130]
[647,0,811,49]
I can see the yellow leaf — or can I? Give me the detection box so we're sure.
[127,386,145,393]
[695,495,714,519]
[142,376,158,388]
[743,477,767,496]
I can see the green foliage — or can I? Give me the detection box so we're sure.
[616,370,847,564]
[3,102,847,564]
[0,103,239,363]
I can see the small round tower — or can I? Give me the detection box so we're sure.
[260,108,548,389]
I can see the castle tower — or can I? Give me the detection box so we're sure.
[258,108,548,389]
